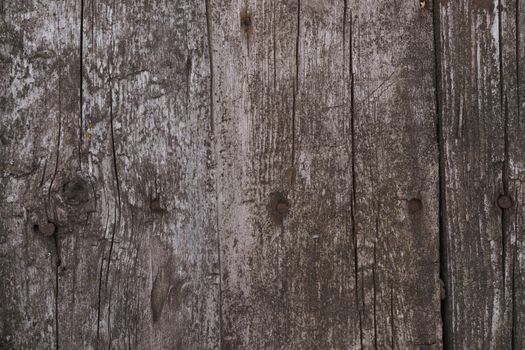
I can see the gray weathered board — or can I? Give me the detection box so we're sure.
[0,0,523,349]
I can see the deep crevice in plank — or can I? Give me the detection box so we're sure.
[512,244,517,349]
[497,3,513,347]
[342,0,347,73]
[390,285,395,349]
[291,0,300,167]
[497,0,506,199]
[205,0,215,135]
[55,261,59,350]
[517,0,522,129]
[51,72,63,350]
[79,0,84,169]
[431,0,450,348]
[372,240,377,350]
[348,13,363,348]
[373,204,380,349]
[503,95,513,349]
[204,1,222,347]
[48,82,62,220]
[272,0,277,93]
[106,84,121,349]
[512,1,521,347]
[96,218,109,345]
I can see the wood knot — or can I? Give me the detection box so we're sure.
[61,177,89,205]
[34,222,56,237]
[269,192,289,224]
[497,195,512,209]
[240,8,252,31]
[408,198,422,213]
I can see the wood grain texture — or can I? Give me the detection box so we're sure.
[512,0,525,345]
[351,1,441,348]
[436,0,522,348]
[0,1,80,349]
[2,0,525,349]
[209,0,302,347]
[500,0,523,348]
[71,0,219,348]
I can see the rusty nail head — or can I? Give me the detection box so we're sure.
[408,198,423,213]
[497,195,512,209]
[39,222,56,237]
[151,198,162,212]
[276,201,289,214]
[276,202,288,214]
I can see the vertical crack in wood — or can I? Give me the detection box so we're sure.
[432,0,449,348]
[48,79,62,220]
[390,285,395,349]
[498,0,505,109]
[79,0,84,169]
[96,219,108,345]
[291,0,300,167]
[373,205,380,350]
[205,1,222,347]
[502,95,508,295]
[106,81,121,349]
[51,73,63,350]
[512,2,520,347]
[512,243,517,350]
[55,262,59,350]
[272,0,277,93]
[39,159,48,188]
[53,76,62,350]
[517,0,522,129]
[342,0,347,77]
[503,94,513,349]
[348,13,363,348]
[372,242,377,350]
[205,0,214,135]
[497,2,513,346]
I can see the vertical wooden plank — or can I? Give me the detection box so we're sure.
[288,1,359,348]
[500,0,523,347]
[513,0,525,344]
[210,0,359,347]
[0,1,79,349]
[351,0,441,348]
[437,0,511,348]
[52,0,115,345]
[56,0,219,348]
[209,0,297,347]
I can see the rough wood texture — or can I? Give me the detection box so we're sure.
[73,0,219,348]
[1,1,80,349]
[351,1,441,348]
[436,0,522,348]
[1,0,524,349]
[501,0,524,348]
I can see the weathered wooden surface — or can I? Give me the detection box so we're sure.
[351,1,441,348]
[1,1,80,349]
[0,0,523,349]
[436,0,523,348]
